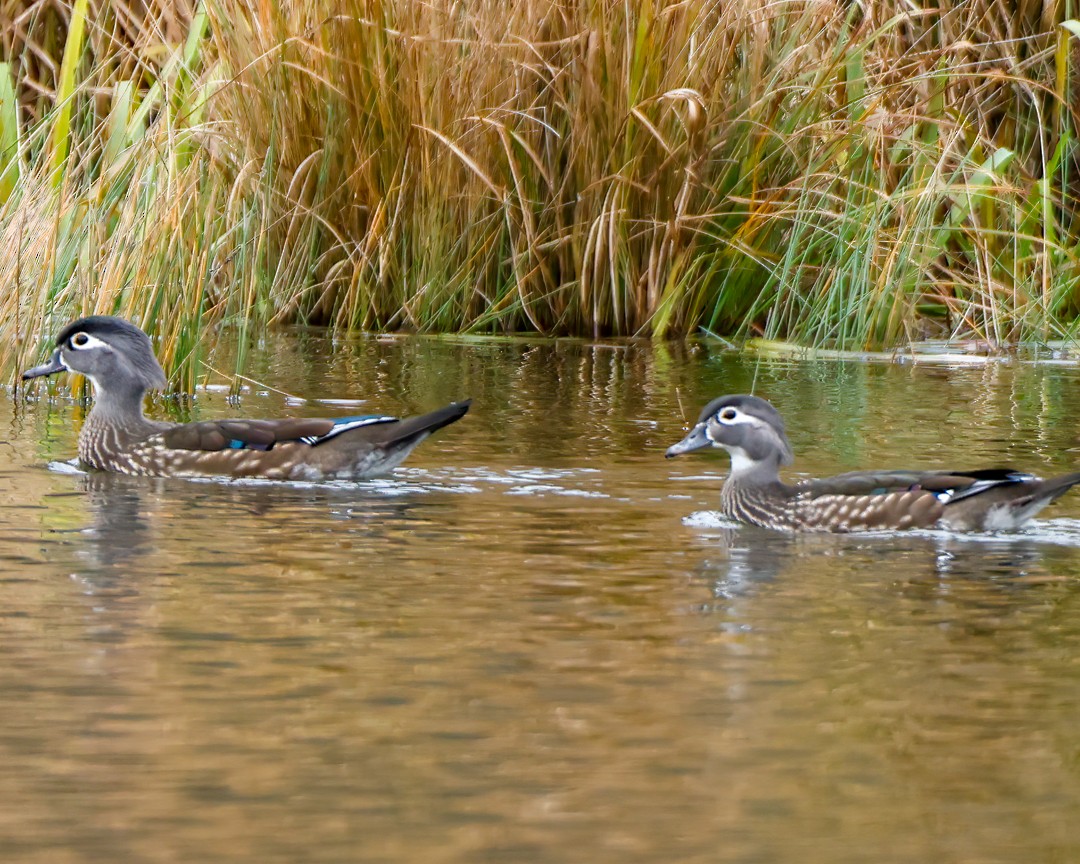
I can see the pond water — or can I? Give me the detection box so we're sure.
[3,334,1080,863]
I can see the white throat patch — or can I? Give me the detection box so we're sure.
[726,446,759,477]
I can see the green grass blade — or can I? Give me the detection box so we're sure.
[0,62,20,203]
[104,80,134,168]
[48,0,89,189]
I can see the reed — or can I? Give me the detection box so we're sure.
[0,0,1077,385]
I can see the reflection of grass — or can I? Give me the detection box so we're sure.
[1,1,1078,385]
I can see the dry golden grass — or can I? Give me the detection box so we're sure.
[0,0,1077,385]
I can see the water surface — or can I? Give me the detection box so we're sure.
[3,335,1080,863]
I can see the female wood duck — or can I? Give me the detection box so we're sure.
[666,394,1080,532]
[21,316,470,480]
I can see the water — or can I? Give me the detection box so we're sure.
[3,335,1080,863]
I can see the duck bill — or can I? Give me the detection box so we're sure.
[665,423,711,458]
[21,349,67,381]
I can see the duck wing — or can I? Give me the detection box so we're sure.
[160,415,398,452]
[796,468,1032,501]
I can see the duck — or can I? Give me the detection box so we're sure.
[665,394,1080,532]
[21,315,470,480]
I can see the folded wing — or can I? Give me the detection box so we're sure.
[797,468,1033,501]
[161,415,399,452]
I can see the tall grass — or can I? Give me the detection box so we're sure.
[0,0,1078,385]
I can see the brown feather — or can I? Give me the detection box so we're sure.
[161,418,338,452]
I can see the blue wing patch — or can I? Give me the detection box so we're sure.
[228,439,272,451]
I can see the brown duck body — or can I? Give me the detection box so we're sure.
[667,395,1080,533]
[22,316,470,481]
[77,402,470,480]
[720,467,1080,533]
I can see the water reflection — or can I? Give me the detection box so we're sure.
[77,473,155,571]
[691,526,789,599]
[690,511,1080,606]
[3,339,1080,863]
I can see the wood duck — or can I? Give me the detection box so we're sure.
[666,394,1080,532]
[21,316,470,480]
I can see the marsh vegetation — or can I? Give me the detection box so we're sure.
[0,0,1077,383]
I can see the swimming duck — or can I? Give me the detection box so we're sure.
[666,394,1080,532]
[22,316,470,480]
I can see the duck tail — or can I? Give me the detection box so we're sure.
[376,400,472,448]
[1036,471,1080,503]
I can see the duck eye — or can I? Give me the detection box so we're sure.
[719,408,738,422]
[70,332,90,348]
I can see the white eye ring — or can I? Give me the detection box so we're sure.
[718,407,739,423]
[68,332,108,350]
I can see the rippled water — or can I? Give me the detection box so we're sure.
[3,335,1080,863]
